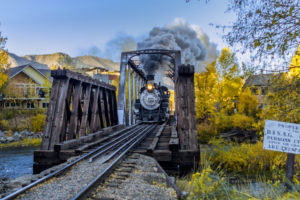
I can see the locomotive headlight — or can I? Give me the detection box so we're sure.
[147,83,154,92]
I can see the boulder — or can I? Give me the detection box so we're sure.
[29,132,35,136]
[0,137,7,143]
[20,130,29,136]
[13,132,22,141]
[0,130,4,137]
[6,137,15,143]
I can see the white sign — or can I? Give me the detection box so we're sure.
[263,120,300,154]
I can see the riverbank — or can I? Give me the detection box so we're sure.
[0,130,42,149]
[0,138,42,149]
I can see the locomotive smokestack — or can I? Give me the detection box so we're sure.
[147,75,155,81]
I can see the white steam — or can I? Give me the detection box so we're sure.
[138,18,217,75]
[137,18,218,87]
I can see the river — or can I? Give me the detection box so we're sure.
[0,147,39,179]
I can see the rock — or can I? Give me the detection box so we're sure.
[182,191,189,198]
[0,137,7,143]
[4,130,13,137]
[6,137,15,143]
[20,130,30,136]
[169,176,175,184]
[13,132,22,141]
[0,130,4,137]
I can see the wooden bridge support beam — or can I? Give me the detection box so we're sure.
[41,69,117,150]
[175,64,198,151]
[68,81,82,139]
[90,86,100,133]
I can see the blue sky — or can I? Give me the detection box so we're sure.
[0,0,235,60]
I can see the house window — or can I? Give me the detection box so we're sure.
[16,103,20,107]
[11,102,15,107]
[261,88,267,95]
[42,102,49,108]
[39,90,45,98]
[27,102,35,109]
[251,88,257,94]
[5,102,9,107]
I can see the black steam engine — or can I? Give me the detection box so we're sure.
[134,75,170,122]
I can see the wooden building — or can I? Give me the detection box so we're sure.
[0,64,52,109]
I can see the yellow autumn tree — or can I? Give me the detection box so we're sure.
[195,47,260,142]
[0,30,8,89]
[217,47,243,113]
[262,45,300,123]
[194,61,218,122]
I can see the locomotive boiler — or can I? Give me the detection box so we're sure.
[134,75,170,122]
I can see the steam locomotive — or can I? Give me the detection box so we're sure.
[134,75,170,122]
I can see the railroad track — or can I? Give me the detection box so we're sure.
[1,123,157,200]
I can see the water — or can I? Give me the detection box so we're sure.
[0,147,39,179]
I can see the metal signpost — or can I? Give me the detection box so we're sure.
[263,120,300,188]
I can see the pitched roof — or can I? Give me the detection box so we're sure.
[9,64,52,82]
[244,73,283,87]
[9,64,28,77]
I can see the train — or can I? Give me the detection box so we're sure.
[134,75,170,122]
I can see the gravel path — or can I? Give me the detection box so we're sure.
[92,153,177,200]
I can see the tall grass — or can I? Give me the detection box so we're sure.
[177,140,300,199]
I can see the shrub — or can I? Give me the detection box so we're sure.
[197,123,217,144]
[30,114,46,133]
[0,138,42,149]
[213,112,232,133]
[230,114,255,130]
[208,139,300,177]
[186,166,230,200]
[0,119,9,130]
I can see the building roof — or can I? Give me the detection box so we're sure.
[244,73,278,87]
[9,64,52,83]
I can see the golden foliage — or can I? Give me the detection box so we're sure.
[187,166,227,200]
[0,49,8,89]
[0,138,42,149]
[29,114,46,132]
[231,114,255,130]
[262,72,300,124]
[237,88,258,117]
[209,139,300,176]
[197,123,217,143]
[194,61,218,121]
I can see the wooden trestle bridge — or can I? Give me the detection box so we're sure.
[34,49,199,174]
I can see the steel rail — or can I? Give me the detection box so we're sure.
[99,125,157,164]
[1,124,143,200]
[88,125,146,162]
[71,124,157,200]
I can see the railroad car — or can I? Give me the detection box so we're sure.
[134,75,170,122]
